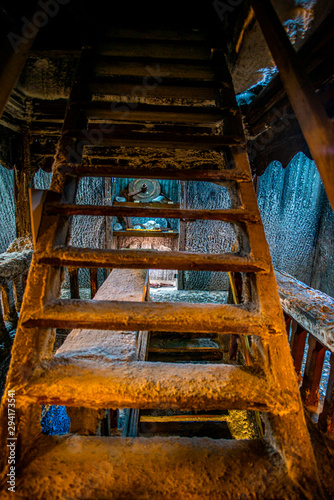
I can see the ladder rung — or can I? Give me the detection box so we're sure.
[45,205,260,223]
[20,357,295,413]
[23,299,266,335]
[68,164,249,182]
[37,247,270,273]
[89,81,220,104]
[94,57,214,81]
[85,102,228,124]
[98,39,211,60]
[67,129,244,149]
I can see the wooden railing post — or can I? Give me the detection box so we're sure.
[318,352,334,436]
[290,320,308,383]
[69,268,80,299]
[90,268,99,298]
[300,336,326,408]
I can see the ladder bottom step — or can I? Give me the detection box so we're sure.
[9,435,304,500]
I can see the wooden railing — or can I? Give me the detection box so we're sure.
[0,250,33,347]
[276,270,334,436]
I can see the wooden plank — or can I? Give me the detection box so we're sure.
[45,204,259,222]
[89,268,99,298]
[104,28,207,41]
[37,247,269,273]
[250,0,334,210]
[22,299,267,336]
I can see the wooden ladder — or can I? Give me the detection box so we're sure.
[0,29,323,498]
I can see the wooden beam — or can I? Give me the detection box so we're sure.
[250,0,334,210]
[19,358,291,413]
[68,163,247,182]
[85,102,228,124]
[22,299,266,336]
[37,247,269,273]
[68,129,244,150]
[45,204,258,222]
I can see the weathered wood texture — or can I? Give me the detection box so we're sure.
[275,269,334,352]
[37,246,269,273]
[250,0,334,210]
[56,268,147,362]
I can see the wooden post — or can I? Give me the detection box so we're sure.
[318,352,334,436]
[283,312,292,337]
[289,320,308,383]
[300,335,326,408]
[177,180,186,290]
[0,15,39,119]
[0,303,12,348]
[250,0,334,211]
[90,268,99,298]
[69,268,80,299]
[0,283,18,324]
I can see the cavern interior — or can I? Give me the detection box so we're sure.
[0,0,334,498]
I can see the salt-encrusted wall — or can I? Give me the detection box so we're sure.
[183,181,235,291]
[0,165,16,253]
[257,153,334,298]
[34,170,106,288]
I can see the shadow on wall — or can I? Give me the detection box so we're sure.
[257,152,334,298]
[0,165,16,253]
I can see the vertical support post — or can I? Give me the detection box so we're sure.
[90,268,98,298]
[283,312,292,337]
[177,180,186,290]
[250,0,334,210]
[300,335,326,408]
[318,352,334,436]
[0,301,11,347]
[0,283,18,324]
[289,320,308,383]
[69,268,80,299]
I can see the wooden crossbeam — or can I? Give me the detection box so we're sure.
[37,247,269,273]
[22,299,266,336]
[18,358,295,413]
[45,204,259,222]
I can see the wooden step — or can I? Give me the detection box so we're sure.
[93,57,214,80]
[45,204,260,223]
[89,81,220,104]
[9,435,299,499]
[84,102,228,124]
[22,299,266,336]
[37,247,269,273]
[68,128,244,149]
[68,163,249,182]
[17,356,292,413]
[98,39,211,60]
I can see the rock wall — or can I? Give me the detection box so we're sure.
[258,153,334,298]
[0,165,16,253]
